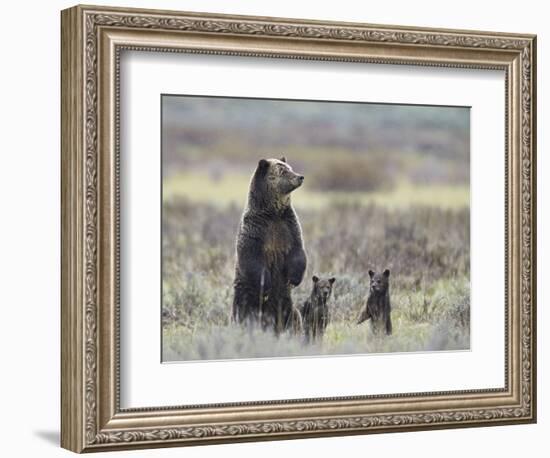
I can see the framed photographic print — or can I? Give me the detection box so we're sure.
[61,4,537,453]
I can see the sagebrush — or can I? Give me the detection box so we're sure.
[162,198,470,361]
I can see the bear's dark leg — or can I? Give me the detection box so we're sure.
[233,234,272,327]
[311,309,319,342]
[231,286,246,324]
[385,311,393,336]
[370,309,383,335]
[282,292,294,335]
[265,288,293,336]
[236,236,272,294]
[304,324,311,343]
[275,297,283,335]
[319,314,327,339]
[303,309,311,343]
[231,287,244,323]
[232,283,263,326]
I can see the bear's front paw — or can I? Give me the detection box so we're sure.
[288,264,305,286]
[288,273,303,287]
[287,251,306,286]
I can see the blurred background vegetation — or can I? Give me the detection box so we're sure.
[161,95,470,362]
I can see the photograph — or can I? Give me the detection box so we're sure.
[59,4,536,452]
[161,95,471,362]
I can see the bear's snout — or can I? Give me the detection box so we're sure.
[292,174,304,190]
[284,173,304,193]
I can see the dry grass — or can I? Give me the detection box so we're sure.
[162,197,470,362]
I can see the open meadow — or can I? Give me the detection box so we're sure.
[161,96,470,362]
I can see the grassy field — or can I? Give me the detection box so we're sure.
[162,176,470,362]
[161,96,470,362]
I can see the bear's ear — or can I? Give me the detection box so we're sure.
[383,269,390,277]
[328,277,336,285]
[368,270,375,278]
[312,275,319,283]
[257,159,270,175]
[280,155,287,163]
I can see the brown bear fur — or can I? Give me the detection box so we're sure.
[301,275,335,342]
[232,157,307,334]
[357,269,392,335]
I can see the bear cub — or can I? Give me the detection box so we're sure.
[357,269,392,335]
[301,275,336,342]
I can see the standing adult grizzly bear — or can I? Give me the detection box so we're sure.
[232,156,307,334]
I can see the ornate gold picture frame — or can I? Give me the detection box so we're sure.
[61,4,536,453]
